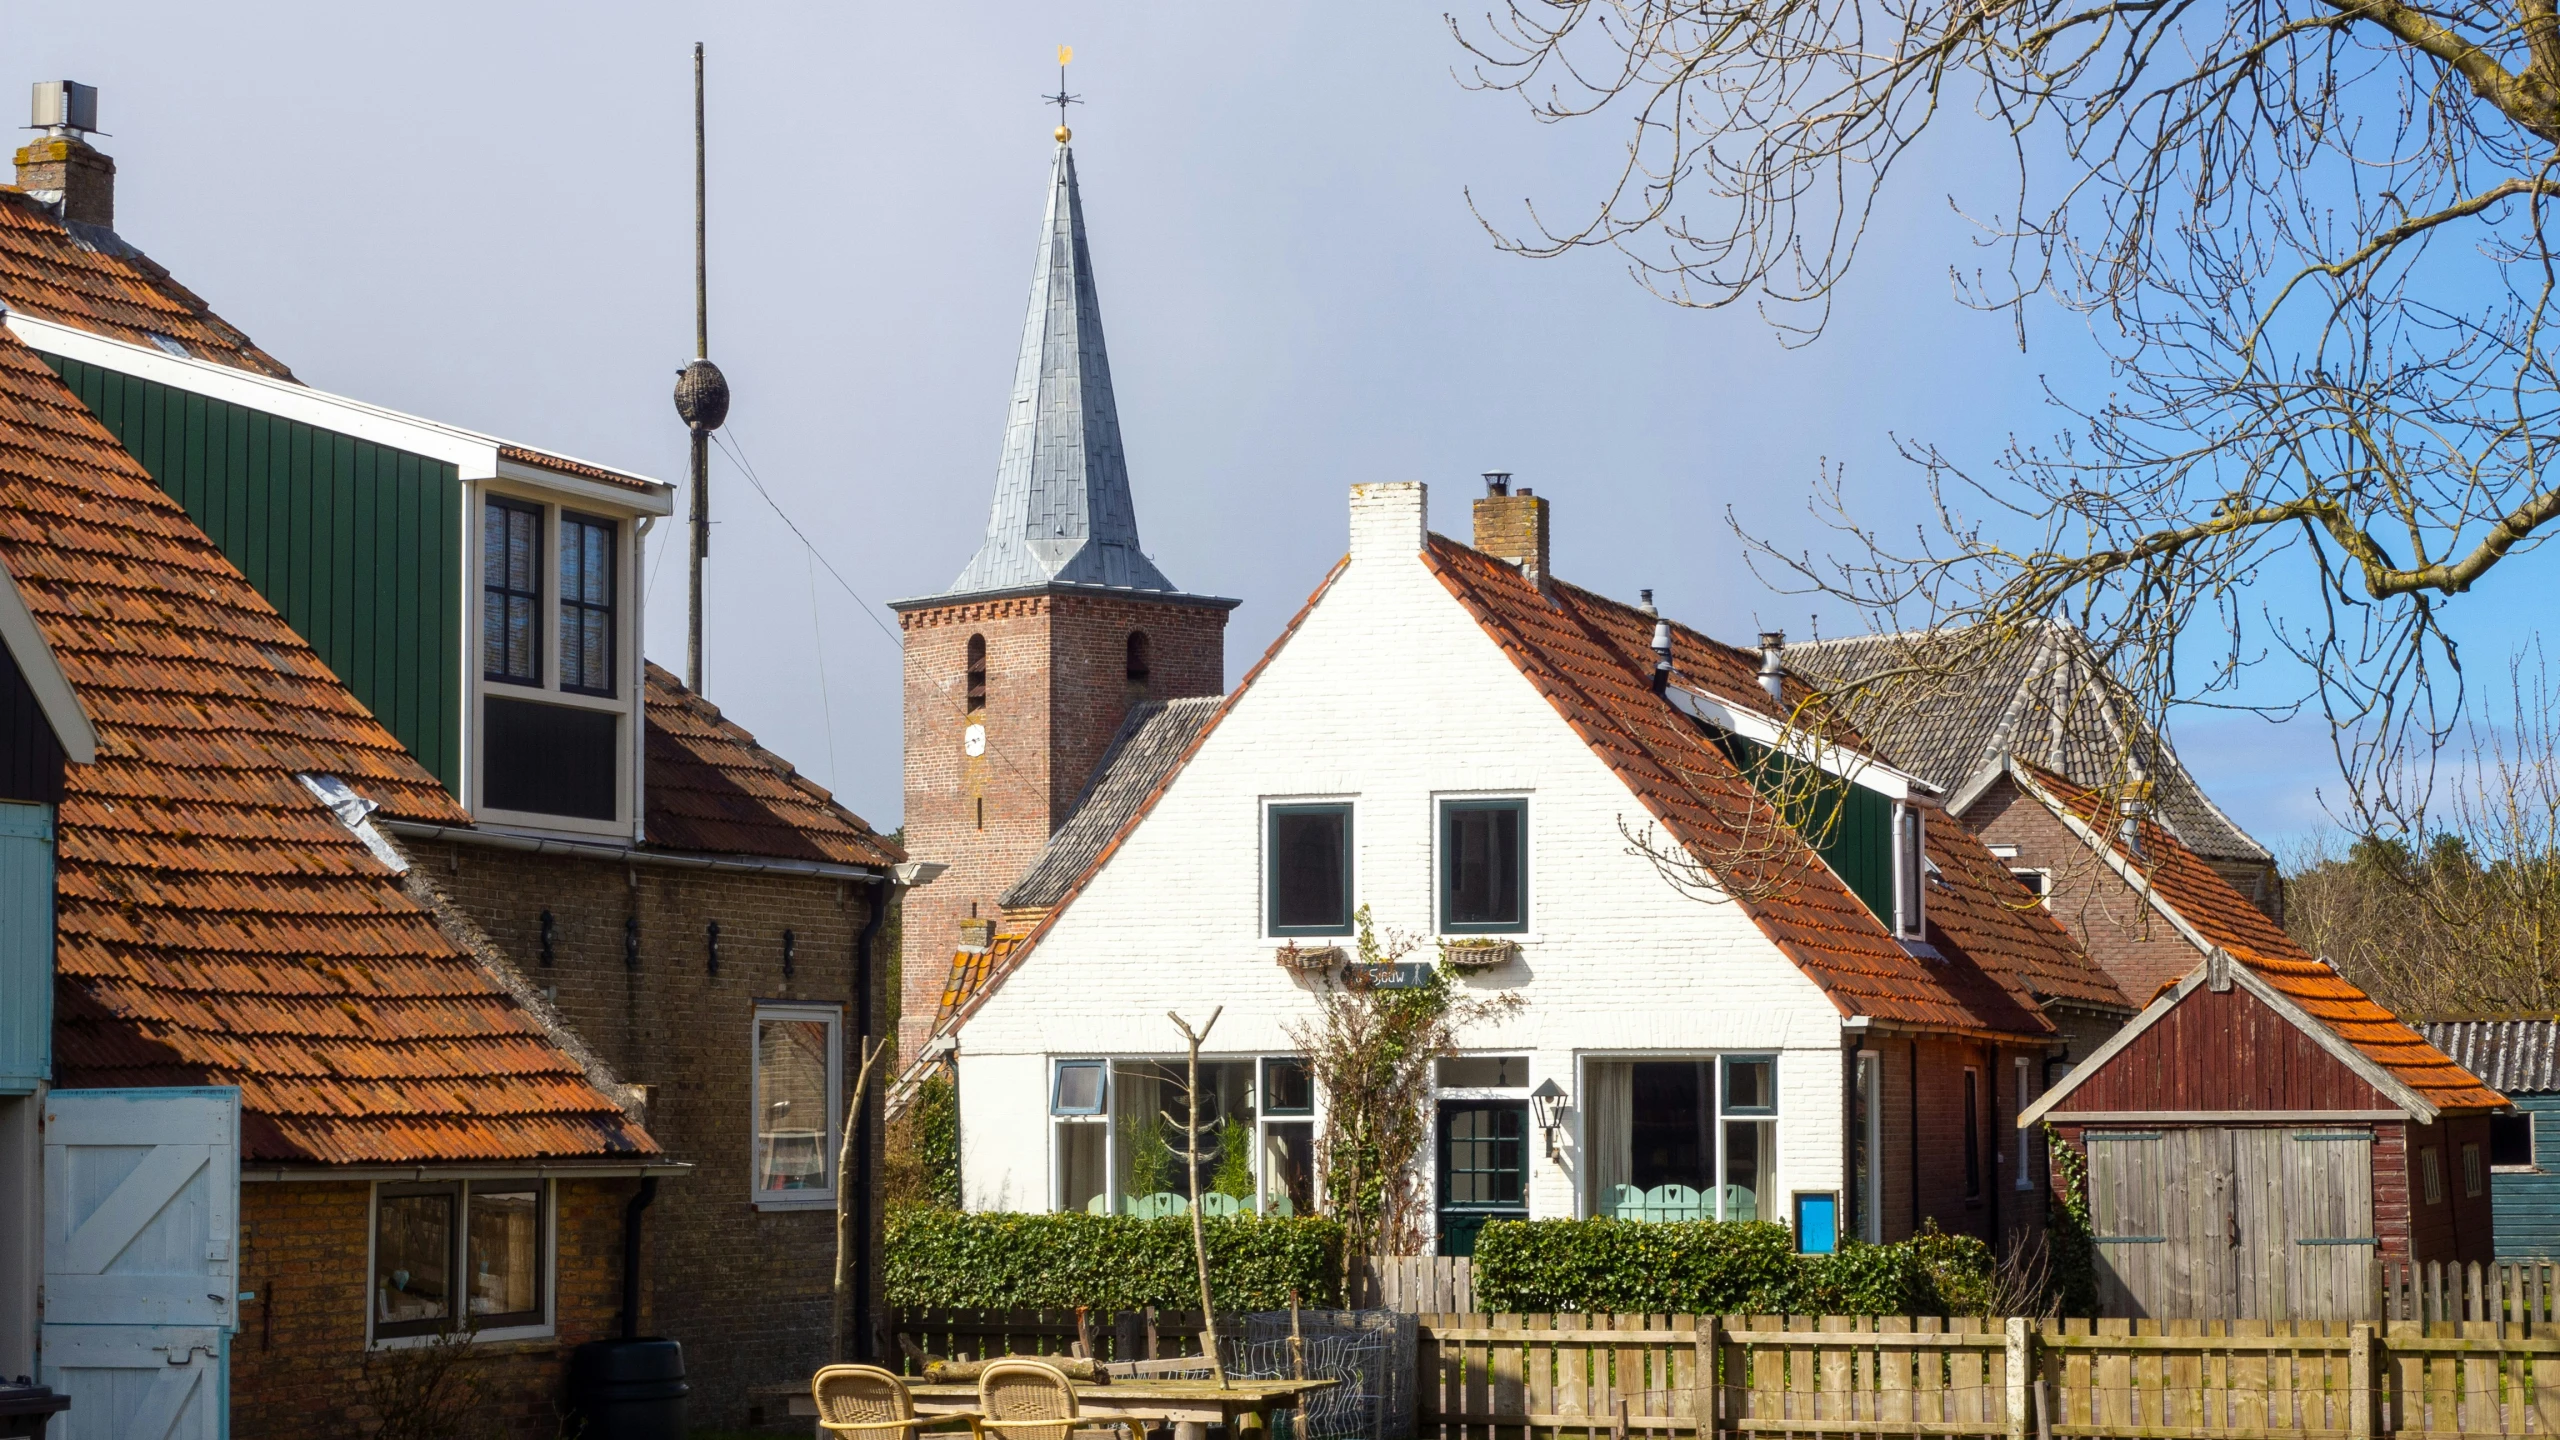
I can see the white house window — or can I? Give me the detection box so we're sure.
[372,1181,548,1341]
[1054,1055,1312,1216]
[1894,804,1926,939]
[1268,803,1353,937]
[1440,798,1527,934]
[1854,1052,1881,1241]
[2010,868,2051,904]
[558,512,617,696]
[1586,1055,1777,1222]
[482,498,542,685]
[753,1004,842,1206]
[2015,1057,2037,1190]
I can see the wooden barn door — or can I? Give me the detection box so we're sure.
[2279,1129,2377,1319]
[2088,1130,2235,1317]
[2089,1125,2375,1320]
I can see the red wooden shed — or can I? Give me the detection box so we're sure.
[2017,768,2504,1320]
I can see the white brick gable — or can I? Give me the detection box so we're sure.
[953,483,1857,1234]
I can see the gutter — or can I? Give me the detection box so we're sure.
[242,1161,695,1182]
[383,819,885,882]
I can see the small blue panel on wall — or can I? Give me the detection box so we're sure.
[0,801,54,1093]
[1795,1192,1839,1254]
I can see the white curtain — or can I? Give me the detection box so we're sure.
[1584,1061,1633,1216]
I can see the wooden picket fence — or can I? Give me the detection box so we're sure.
[2387,1260,2560,1323]
[1417,1312,2560,1439]
[1360,1256,1477,1314]
[896,1307,1225,1371]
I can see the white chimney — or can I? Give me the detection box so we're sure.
[1349,482,1427,563]
[1758,631,1787,707]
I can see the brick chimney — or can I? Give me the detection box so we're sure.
[16,82,113,229]
[1472,471,1550,587]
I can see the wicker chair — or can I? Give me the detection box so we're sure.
[815,1364,977,1440]
[976,1359,1139,1440]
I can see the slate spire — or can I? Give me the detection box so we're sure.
[944,141,1177,597]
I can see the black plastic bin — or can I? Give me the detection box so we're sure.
[0,1380,69,1440]
[569,1338,688,1440]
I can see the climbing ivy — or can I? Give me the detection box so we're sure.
[2045,1126,2097,1316]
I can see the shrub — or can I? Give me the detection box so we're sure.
[1474,1218,1998,1315]
[885,1207,1345,1311]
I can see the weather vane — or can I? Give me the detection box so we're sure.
[1044,44,1080,142]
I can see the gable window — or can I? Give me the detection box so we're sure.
[1268,802,1353,936]
[1894,803,1926,939]
[2010,868,2051,904]
[966,635,987,712]
[482,498,541,684]
[557,513,616,696]
[2464,1143,2485,1198]
[372,1181,548,1341]
[753,1004,842,1208]
[2422,1147,2444,1205]
[1126,631,1151,683]
[1586,1054,1777,1222]
[1441,798,1527,933]
[2492,1112,2536,1171]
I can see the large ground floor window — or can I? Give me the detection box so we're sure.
[371,1180,549,1341]
[1585,1055,1777,1222]
[1053,1056,1315,1216]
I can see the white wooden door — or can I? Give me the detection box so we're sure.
[40,1087,238,1440]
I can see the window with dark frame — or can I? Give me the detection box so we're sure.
[557,513,616,696]
[482,498,541,684]
[1268,803,1353,936]
[1962,1068,1982,1198]
[2492,1112,2536,1170]
[2422,1147,2445,1205]
[2464,1143,2485,1198]
[372,1181,546,1339]
[1125,631,1151,683]
[966,635,987,712]
[1441,798,1527,933]
[1895,804,1926,938]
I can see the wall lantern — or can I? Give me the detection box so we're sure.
[1531,1078,1568,1158]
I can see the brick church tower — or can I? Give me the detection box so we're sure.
[892,137,1233,1060]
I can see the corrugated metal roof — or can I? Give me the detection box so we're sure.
[2021,764,2504,1113]
[1001,696,1221,911]
[0,318,655,1165]
[2421,1020,2560,1095]
[942,143,1179,598]
[1791,624,2272,866]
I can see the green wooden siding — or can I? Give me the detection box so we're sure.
[1715,732,1898,924]
[41,354,463,788]
[2494,1094,2560,1258]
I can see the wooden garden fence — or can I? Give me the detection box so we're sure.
[1417,1312,2560,1439]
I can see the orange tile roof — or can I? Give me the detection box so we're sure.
[1423,537,2057,1037]
[499,444,656,494]
[0,327,655,1164]
[0,189,293,380]
[643,663,901,868]
[1921,817,2131,1014]
[2019,763,2504,1113]
[935,937,1015,1031]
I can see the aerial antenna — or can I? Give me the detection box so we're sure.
[1044,44,1080,143]
[673,41,730,695]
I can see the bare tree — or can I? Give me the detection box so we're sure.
[1167,1008,1231,1387]
[833,1036,891,1364]
[1454,0,2560,831]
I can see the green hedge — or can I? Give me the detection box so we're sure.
[885,1207,1345,1311]
[1474,1219,1996,1316]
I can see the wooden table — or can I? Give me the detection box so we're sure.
[788,1377,1335,1440]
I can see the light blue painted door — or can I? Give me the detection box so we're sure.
[0,802,52,1093]
[40,1087,239,1440]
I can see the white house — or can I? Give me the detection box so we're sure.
[906,479,2127,1256]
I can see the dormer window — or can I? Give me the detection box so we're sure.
[482,498,542,685]
[1894,803,1926,940]
[558,513,617,696]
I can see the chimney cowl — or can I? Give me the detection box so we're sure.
[16,83,112,230]
[1757,630,1787,707]
[2116,781,2153,858]
[1638,588,1657,616]
[1470,480,1550,589]
[1483,471,1510,497]
[1649,617,1674,692]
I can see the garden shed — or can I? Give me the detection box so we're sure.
[2018,780,2505,1320]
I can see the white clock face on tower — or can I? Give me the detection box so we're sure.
[964,723,987,757]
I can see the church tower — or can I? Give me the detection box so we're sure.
[892,137,1234,1060]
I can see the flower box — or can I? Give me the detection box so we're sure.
[1274,943,1345,973]
[1440,938,1520,970]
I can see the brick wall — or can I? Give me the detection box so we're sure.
[403,837,887,1432]
[1870,1036,2048,1251]
[897,590,1225,1060]
[232,1179,628,1440]
[1967,774,2203,1003]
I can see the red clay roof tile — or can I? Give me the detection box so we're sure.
[643,663,902,868]
[0,190,293,379]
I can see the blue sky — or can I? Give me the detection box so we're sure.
[19,2,2522,850]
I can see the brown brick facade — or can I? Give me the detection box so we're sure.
[1967,774,2203,1004]
[896,589,1225,1058]
[401,837,889,1432]
[232,1179,629,1440]
[1863,1035,2051,1253]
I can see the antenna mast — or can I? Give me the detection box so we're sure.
[673,41,729,694]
